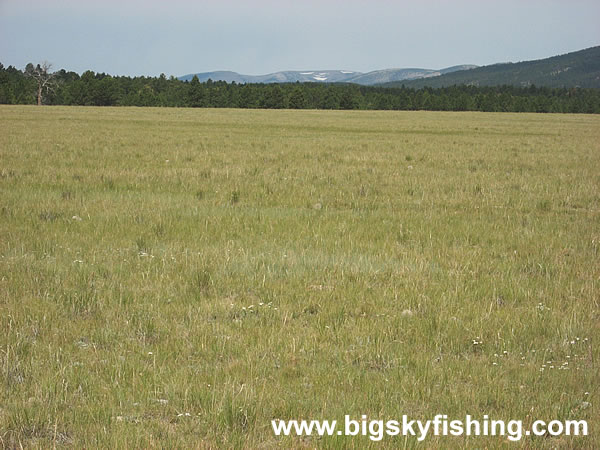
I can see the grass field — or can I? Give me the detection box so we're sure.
[1,105,599,448]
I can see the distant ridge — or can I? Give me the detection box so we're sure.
[179,47,599,89]
[179,65,477,86]
[384,46,600,89]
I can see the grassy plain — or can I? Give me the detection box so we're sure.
[0,105,599,448]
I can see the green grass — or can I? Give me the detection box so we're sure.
[1,105,599,448]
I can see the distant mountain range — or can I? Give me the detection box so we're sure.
[179,65,478,86]
[385,46,600,89]
[180,46,600,88]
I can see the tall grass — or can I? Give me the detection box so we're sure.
[1,106,598,448]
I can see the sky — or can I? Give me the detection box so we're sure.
[1,0,599,77]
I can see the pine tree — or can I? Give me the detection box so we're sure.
[187,75,204,107]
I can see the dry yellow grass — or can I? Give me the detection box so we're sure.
[1,105,599,448]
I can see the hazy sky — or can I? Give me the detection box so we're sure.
[1,0,599,76]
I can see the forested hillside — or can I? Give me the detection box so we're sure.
[386,46,600,89]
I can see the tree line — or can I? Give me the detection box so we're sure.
[1,62,599,113]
